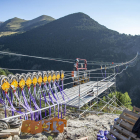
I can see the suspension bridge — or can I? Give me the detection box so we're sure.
[0,51,138,134]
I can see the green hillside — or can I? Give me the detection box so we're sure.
[21,15,55,31]
[0,15,55,32]
[0,17,26,32]
[0,12,139,107]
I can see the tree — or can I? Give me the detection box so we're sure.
[115,91,123,106]
[106,91,132,110]
[0,68,12,76]
[0,69,6,75]
[120,92,132,109]
[103,96,106,102]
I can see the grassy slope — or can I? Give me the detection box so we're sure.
[0,15,55,32]
[0,17,27,32]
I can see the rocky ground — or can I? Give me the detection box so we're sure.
[3,113,119,140]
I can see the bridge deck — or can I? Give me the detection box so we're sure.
[43,80,115,108]
[65,81,114,108]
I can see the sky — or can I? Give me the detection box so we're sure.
[0,0,140,35]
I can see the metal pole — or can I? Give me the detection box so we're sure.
[89,71,90,81]
[114,67,116,114]
[98,97,115,113]
[107,82,109,113]
[78,70,80,118]
[97,78,98,112]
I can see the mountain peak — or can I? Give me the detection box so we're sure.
[10,17,26,22]
[55,12,106,30]
[39,15,51,18]
[69,12,91,17]
[32,15,55,21]
[59,12,91,21]
[13,17,21,19]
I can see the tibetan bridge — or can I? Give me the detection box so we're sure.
[0,51,138,127]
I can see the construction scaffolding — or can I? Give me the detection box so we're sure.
[0,51,138,136]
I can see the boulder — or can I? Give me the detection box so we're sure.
[12,135,20,140]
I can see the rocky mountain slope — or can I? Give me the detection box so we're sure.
[11,114,118,140]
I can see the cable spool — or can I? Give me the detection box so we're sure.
[19,75,25,89]
[27,72,32,76]
[56,71,60,81]
[42,71,47,84]
[10,75,18,90]
[37,71,42,85]
[21,73,26,78]
[32,72,38,86]
[61,70,64,80]
[15,73,20,82]
[51,70,56,82]
[7,74,13,83]
[1,75,9,84]
[47,71,52,83]
[26,73,32,88]
[1,75,10,93]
